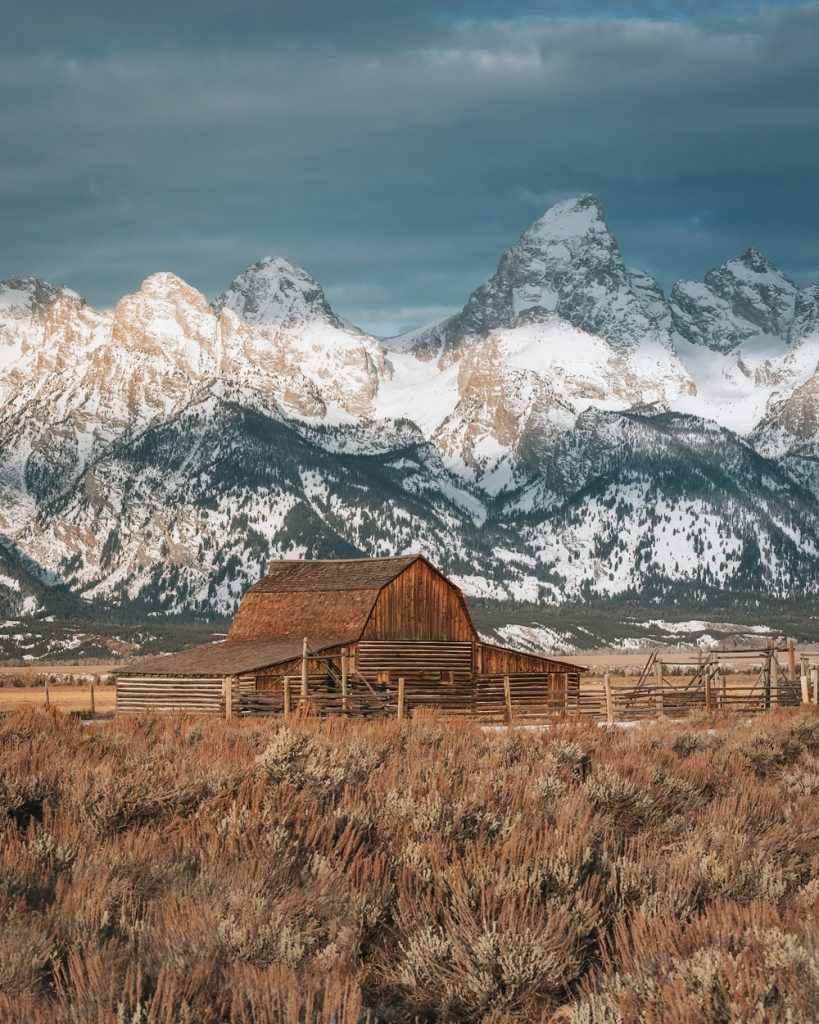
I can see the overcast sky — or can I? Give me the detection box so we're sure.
[2,1,817,334]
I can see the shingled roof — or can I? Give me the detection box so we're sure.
[120,638,348,677]
[119,555,443,676]
[248,555,421,593]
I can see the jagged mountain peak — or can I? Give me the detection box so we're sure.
[737,246,778,272]
[708,247,794,290]
[0,275,80,316]
[213,256,343,330]
[522,192,608,245]
[671,246,800,353]
[130,271,207,303]
[414,192,664,354]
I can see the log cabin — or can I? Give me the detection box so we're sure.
[116,554,583,719]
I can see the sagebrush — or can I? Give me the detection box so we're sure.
[0,708,817,1022]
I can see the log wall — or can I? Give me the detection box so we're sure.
[116,676,234,714]
[356,640,473,679]
[478,642,578,676]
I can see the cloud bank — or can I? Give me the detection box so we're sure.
[2,1,817,334]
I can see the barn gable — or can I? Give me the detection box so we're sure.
[362,557,476,642]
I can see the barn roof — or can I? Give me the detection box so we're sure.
[249,555,422,593]
[119,637,349,677]
[227,554,450,642]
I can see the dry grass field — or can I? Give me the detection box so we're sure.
[0,685,115,713]
[0,707,817,1022]
[0,669,117,713]
[0,664,120,681]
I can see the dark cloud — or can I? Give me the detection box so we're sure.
[1,2,817,334]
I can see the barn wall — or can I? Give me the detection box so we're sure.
[478,643,576,675]
[362,561,476,642]
[356,640,473,681]
[255,645,348,693]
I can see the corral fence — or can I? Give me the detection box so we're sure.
[587,643,819,723]
[117,638,580,723]
[239,670,577,724]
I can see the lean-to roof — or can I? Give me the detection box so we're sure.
[119,637,350,678]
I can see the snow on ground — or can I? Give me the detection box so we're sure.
[492,623,576,654]
[671,333,819,434]
[636,618,774,635]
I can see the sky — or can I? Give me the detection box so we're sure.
[2,1,818,335]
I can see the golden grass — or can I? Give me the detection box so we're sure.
[0,686,116,712]
[0,707,816,1022]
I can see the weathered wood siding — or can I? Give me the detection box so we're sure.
[362,560,476,642]
[255,645,348,693]
[478,642,576,676]
[356,640,473,680]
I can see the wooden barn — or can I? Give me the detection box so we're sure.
[116,555,583,720]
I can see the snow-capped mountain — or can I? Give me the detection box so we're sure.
[1,193,818,621]
[403,194,676,359]
[670,248,806,353]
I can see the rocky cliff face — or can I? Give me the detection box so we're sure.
[669,248,804,353]
[410,194,672,357]
[2,194,819,619]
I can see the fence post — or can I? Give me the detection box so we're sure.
[283,676,291,720]
[224,676,233,720]
[341,648,349,713]
[812,665,818,705]
[704,660,712,711]
[787,637,797,682]
[503,675,513,726]
[44,675,49,708]
[604,671,614,724]
[90,675,96,714]
[771,650,780,708]
[301,637,309,701]
[801,662,810,705]
[397,676,405,723]
[654,660,663,713]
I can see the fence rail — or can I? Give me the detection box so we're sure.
[587,648,817,722]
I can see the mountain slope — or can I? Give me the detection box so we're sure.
[18,397,487,615]
[2,193,819,622]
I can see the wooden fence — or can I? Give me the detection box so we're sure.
[116,676,232,714]
[589,646,818,722]
[236,670,574,723]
